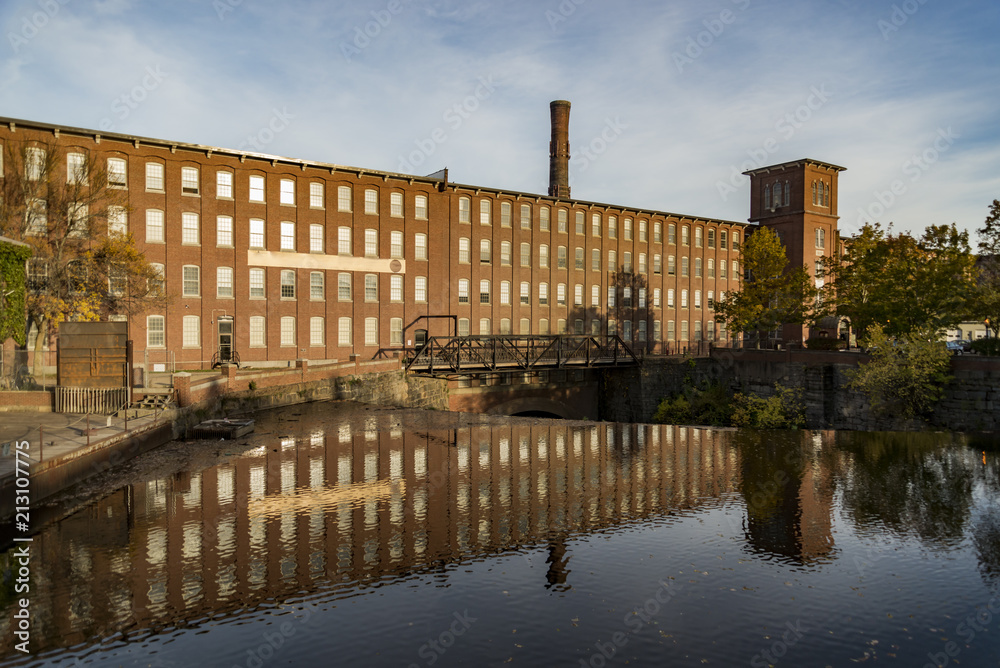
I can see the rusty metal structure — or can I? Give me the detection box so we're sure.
[55,322,129,414]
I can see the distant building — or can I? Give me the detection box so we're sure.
[0,106,835,370]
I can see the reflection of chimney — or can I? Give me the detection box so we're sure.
[548,100,571,198]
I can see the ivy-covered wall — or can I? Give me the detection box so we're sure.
[0,237,32,346]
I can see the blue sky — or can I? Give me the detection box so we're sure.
[2,0,998,241]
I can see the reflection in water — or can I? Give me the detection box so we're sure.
[0,407,998,664]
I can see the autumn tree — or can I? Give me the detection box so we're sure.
[821,222,976,339]
[0,140,167,378]
[974,199,1000,338]
[713,226,818,343]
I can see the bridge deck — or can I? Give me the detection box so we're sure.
[376,335,640,378]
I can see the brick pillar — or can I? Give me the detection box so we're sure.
[297,358,309,382]
[223,364,238,391]
[174,372,191,407]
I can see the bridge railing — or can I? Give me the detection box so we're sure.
[398,335,639,375]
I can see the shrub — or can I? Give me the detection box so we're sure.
[730,384,805,429]
[652,382,733,426]
[970,338,1000,356]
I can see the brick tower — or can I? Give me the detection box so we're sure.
[548,100,571,198]
[743,159,846,344]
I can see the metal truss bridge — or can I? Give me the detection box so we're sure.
[376,335,640,378]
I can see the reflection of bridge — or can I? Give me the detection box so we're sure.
[378,335,640,379]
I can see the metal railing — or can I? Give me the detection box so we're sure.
[55,386,129,414]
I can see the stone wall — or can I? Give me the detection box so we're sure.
[601,351,1000,432]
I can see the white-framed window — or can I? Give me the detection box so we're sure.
[694,320,702,341]
[574,284,583,306]
[415,233,427,260]
[280,270,295,298]
[25,147,44,181]
[365,274,378,302]
[623,251,631,272]
[608,216,617,239]
[638,253,647,274]
[592,213,601,237]
[181,166,199,195]
[280,179,295,205]
[338,227,351,255]
[733,232,741,250]
[521,243,531,267]
[148,263,164,295]
[280,316,296,346]
[540,319,550,335]
[607,250,616,272]
[558,246,567,269]
[591,284,599,307]
[338,318,352,346]
[390,192,403,217]
[653,288,661,308]
[312,317,326,346]
[310,224,324,253]
[390,231,403,258]
[707,258,715,278]
[364,318,378,347]
[390,275,403,302]
[480,239,491,264]
[146,210,164,242]
[364,189,378,215]
[520,318,531,335]
[732,260,739,276]
[480,199,491,225]
[667,288,675,308]
[638,288,646,308]
[624,218,632,241]
[653,320,661,341]
[217,267,234,298]
[681,257,689,277]
[415,276,427,303]
[249,316,266,347]
[390,318,403,346]
[501,318,512,335]
[664,223,672,245]
[707,229,716,248]
[479,318,491,335]
[249,268,265,298]
[459,197,471,223]
[458,279,470,304]
[500,280,511,305]
[695,258,702,278]
[681,289,688,308]
[695,227,703,248]
[520,204,531,229]
[558,208,568,233]
[639,220,647,242]
[217,170,233,198]
[415,195,428,219]
[668,320,676,340]
[458,318,470,337]
[249,218,265,249]
[557,283,566,306]
[707,290,715,309]
[338,185,352,211]
[182,212,199,245]
[182,265,200,297]
[311,272,325,300]
[249,175,265,202]
[694,290,702,309]
[539,244,549,268]
[310,182,324,208]
[459,237,471,264]
[217,216,233,246]
[520,282,530,305]
[501,202,512,227]
[108,206,127,235]
[479,279,490,304]
[338,272,352,300]
[721,260,728,279]
[721,230,728,248]
[280,221,295,251]
[815,228,826,249]
[182,315,200,348]
[364,229,378,257]
[146,162,164,191]
[67,202,87,237]
[539,282,549,306]
[575,211,585,235]
[607,285,615,308]
[107,157,127,188]
[67,153,86,185]
[539,206,550,231]
[501,241,512,266]
[147,315,165,347]
[682,225,690,246]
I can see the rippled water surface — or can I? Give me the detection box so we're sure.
[1,402,999,667]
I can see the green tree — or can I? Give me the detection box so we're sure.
[974,199,1000,338]
[0,140,167,378]
[822,222,976,339]
[846,324,952,420]
[714,226,818,341]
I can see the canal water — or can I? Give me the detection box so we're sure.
[1,402,999,667]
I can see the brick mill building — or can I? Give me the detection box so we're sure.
[0,102,842,371]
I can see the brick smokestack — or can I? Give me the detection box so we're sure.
[548,100,571,198]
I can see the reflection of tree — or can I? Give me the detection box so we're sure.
[971,449,1000,584]
[837,432,975,545]
[735,430,837,564]
[564,270,652,352]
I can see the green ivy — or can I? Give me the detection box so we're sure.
[0,239,31,346]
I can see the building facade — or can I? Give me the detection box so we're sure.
[0,107,838,370]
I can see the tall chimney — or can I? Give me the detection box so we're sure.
[548,100,571,198]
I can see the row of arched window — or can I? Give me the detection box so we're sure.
[764,181,790,210]
[811,180,830,207]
